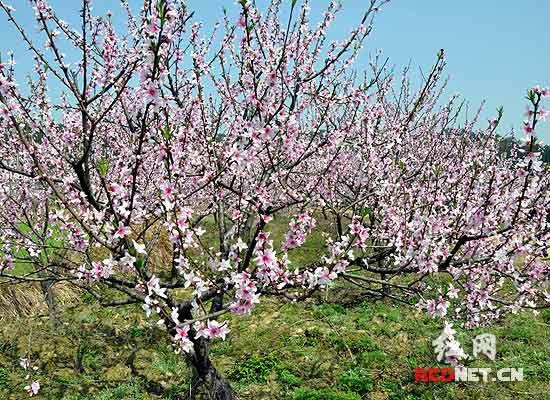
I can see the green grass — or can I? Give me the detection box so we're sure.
[0,217,548,399]
[1,222,69,275]
[0,296,547,399]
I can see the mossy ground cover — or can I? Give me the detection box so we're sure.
[1,217,548,399]
[0,293,548,399]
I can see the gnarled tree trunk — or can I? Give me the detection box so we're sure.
[189,337,234,400]
[180,295,234,400]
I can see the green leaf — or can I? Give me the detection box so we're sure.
[97,159,109,177]
[162,126,172,140]
[291,0,298,7]
[136,257,145,270]
[156,1,166,20]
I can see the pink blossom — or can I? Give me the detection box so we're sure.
[254,249,276,268]
[174,325,189,341]
[114,225,129,239]
[25,381,40,397]
[205,320,230,340]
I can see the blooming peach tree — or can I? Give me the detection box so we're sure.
[0,0,548,397]
[0,0,391,396]
[319,77,550,332]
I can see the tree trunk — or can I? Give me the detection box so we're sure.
[178,298,233,400]
[189,337,234,400]
[194,364,234,400]
[40,277,61,328]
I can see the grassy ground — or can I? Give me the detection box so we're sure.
[1,217,548,399]
[0,291,548,400]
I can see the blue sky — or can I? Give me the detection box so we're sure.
[1,0,549,141]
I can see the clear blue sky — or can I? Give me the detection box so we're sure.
[1,1,549,141]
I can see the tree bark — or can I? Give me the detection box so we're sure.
[178,298,234,400]
[40,277,61,328]
[188,337,234,400]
